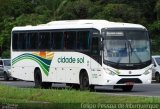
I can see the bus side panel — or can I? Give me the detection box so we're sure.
[65,68,80,84]
[12,52,36,81]
[12,51,106,85]
[47,67,81,84]
[49,52,91,84]
[90,57,106,85]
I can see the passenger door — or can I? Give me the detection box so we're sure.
[91,37,101,63]
[90,34,102,84]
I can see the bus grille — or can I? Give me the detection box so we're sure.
[117,78,142,84]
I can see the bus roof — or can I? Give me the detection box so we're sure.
[12,19,146,31]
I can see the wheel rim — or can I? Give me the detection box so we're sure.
[36,74,41,85]
[83,76,89,88]
[35,75,39,84]
[35,70,42,87]
[81,73,89,90]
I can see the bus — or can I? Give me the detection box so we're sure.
[11,20,152,91]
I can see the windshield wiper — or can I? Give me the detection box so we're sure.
[127,40,143,63]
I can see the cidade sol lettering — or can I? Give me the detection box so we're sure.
[58,57,76,63]
[57,56,84,63]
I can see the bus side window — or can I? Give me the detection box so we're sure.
[64,31,76,50]
[12,33,18,50]
[91,37,101,63]
[51,32,63,50]
[39,32,50,50]
[28,32,38,50]
[19,33,27,50]
[77,31,90,50]
[91,37,99,55]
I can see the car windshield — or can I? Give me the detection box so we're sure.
[4,60,11,66]
[103,30,151,68]
[155,58,160,65]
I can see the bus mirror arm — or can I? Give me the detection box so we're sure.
[101,35,104,40]
[99,35,104,50]
[99,41,103,50]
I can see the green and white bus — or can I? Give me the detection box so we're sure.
[11,20,152,91]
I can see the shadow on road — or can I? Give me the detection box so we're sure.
[0,79,154,95]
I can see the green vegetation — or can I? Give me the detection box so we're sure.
[0,0,160,57]
[0,84,160,108]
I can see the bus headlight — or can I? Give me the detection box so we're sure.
[143,68,152,75]
[104,68,117,76]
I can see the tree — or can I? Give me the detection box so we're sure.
[59,0,91,20]
[99,4,143,23]
[0,0,160,56]
[155,0,160,20]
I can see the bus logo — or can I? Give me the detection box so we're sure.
[12,52,54,76]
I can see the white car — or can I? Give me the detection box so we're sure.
[0,59,16,81]
[152,56,160,82]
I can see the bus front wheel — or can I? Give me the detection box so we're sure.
[80,71,90,90]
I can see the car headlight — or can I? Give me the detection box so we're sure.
[7,69,11,74]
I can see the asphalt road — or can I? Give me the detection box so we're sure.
[0,78,160,97]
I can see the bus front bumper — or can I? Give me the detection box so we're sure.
[103,73,152,86]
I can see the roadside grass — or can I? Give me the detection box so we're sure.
[0,84,160,108]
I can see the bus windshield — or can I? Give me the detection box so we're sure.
[103,30,151,69]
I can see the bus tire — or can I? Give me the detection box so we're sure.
[4,72,9,81]
[122,85,133,92]
[34,69,42,88]
[80,71,89,90]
